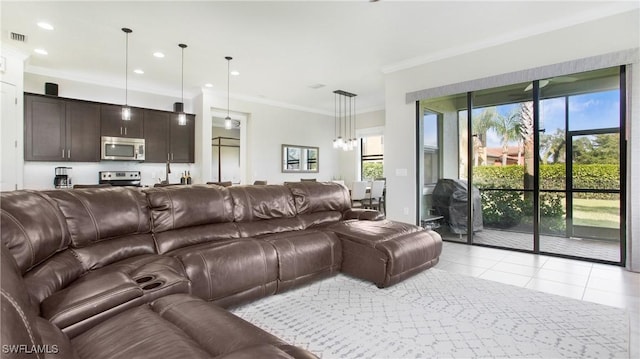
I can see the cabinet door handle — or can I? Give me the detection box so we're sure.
[167,153,170,161]
[171,153,174,161]
[62,149,65,158]
[67,149,71,159]
[124,127,127,135]
[120,127,123,135]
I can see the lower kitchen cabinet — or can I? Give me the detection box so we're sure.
[25,94,100,162]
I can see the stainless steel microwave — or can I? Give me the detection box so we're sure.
[101,136,145,161]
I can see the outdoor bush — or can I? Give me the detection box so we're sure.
[362,162,383,180]
[480,190,524,229]
[475,164,619,199]
[474,163,618,232]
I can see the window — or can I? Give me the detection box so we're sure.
[361,135,383,180]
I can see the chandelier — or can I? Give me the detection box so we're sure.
[333,90,357,151]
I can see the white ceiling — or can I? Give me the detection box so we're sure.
[2,1,638,115]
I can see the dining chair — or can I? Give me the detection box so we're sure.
[300,178,317,182]
[350,181,368,208]
[367,180,386,212]
[253,180,267,185]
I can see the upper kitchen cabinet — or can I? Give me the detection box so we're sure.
[24,94,100,162]
[143,110,194,163]
[170,113,195,163]
[143,109,170,163]
[100,104,143,138]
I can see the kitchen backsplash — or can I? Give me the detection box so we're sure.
[23,162,196,189]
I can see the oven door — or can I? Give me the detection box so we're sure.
[101,137,145,161]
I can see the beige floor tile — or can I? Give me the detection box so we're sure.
[491,262,541,277]
[534,268,590,286]
[582,288,640,312]
[500,252,549,268]
[440,262,488,278]
[478,269,531,287]
[586,276,640,297]
[541,259,593,276]
[525,278,585,300]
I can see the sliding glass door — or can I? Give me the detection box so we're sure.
[417,66,625,265]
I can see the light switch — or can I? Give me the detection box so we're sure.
[395,168,408,177]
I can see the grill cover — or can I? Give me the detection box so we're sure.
[432,179,483,234]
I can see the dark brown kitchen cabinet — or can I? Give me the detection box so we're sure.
[25,94,100,162]
[169,113,195,163]
[143,109,170,163]
[100,104,143,138]
[143,110,194,163]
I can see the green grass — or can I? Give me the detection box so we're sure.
[572,198,619,228]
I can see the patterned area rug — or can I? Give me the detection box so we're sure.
[231,269,629,358]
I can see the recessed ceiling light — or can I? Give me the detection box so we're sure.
[134,69,144,74]
[230,71,240,76]
[153,52,165,58]
[37,22,54,30]
[34,48,48,55]
[205,83,213,88]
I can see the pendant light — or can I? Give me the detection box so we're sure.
[332,90,357,151]
[177,43,188,126]
[224,56,233,130]
[121,28,132,121]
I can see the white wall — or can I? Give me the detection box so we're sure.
[0,46,27,190]
[197,89,338,185]
[336,110,385,187]
[384,10,640,225]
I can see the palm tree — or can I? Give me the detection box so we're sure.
[494,108,522,166]
[520,101,534,191]
[540,129,566,164]
[472,107,496,166]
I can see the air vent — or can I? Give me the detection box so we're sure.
[10,32,27,42]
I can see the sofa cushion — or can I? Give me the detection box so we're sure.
[1,190,70,273]
[170,239,278,305]
[229,185,297,221]
[257,229,342,293]
[44,187,151,248]
[285,181,351,215]
[145,185,235,232]
[23,249,85,308]
[153,222,240,254]
[72,304,211,359]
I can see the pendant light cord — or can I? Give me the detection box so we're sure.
[181,46,184,104]
[122,28,131,106]
[226,57,231,118]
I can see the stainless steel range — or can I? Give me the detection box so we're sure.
[99,171,142,187]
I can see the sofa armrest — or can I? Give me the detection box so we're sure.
[342,208,384,221]
[41,272,143,329]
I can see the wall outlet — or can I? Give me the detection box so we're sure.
[403,207,409,215]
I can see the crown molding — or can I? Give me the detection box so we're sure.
[382,3,639,75]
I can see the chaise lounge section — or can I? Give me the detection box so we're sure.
[1,181,442,358]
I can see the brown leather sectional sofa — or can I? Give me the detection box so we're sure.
[1,181,442,358]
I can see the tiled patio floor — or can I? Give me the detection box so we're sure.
[439,227,621,262]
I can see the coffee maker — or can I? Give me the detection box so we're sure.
[54,167,72,188]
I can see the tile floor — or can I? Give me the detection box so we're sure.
[437,241,640,357]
